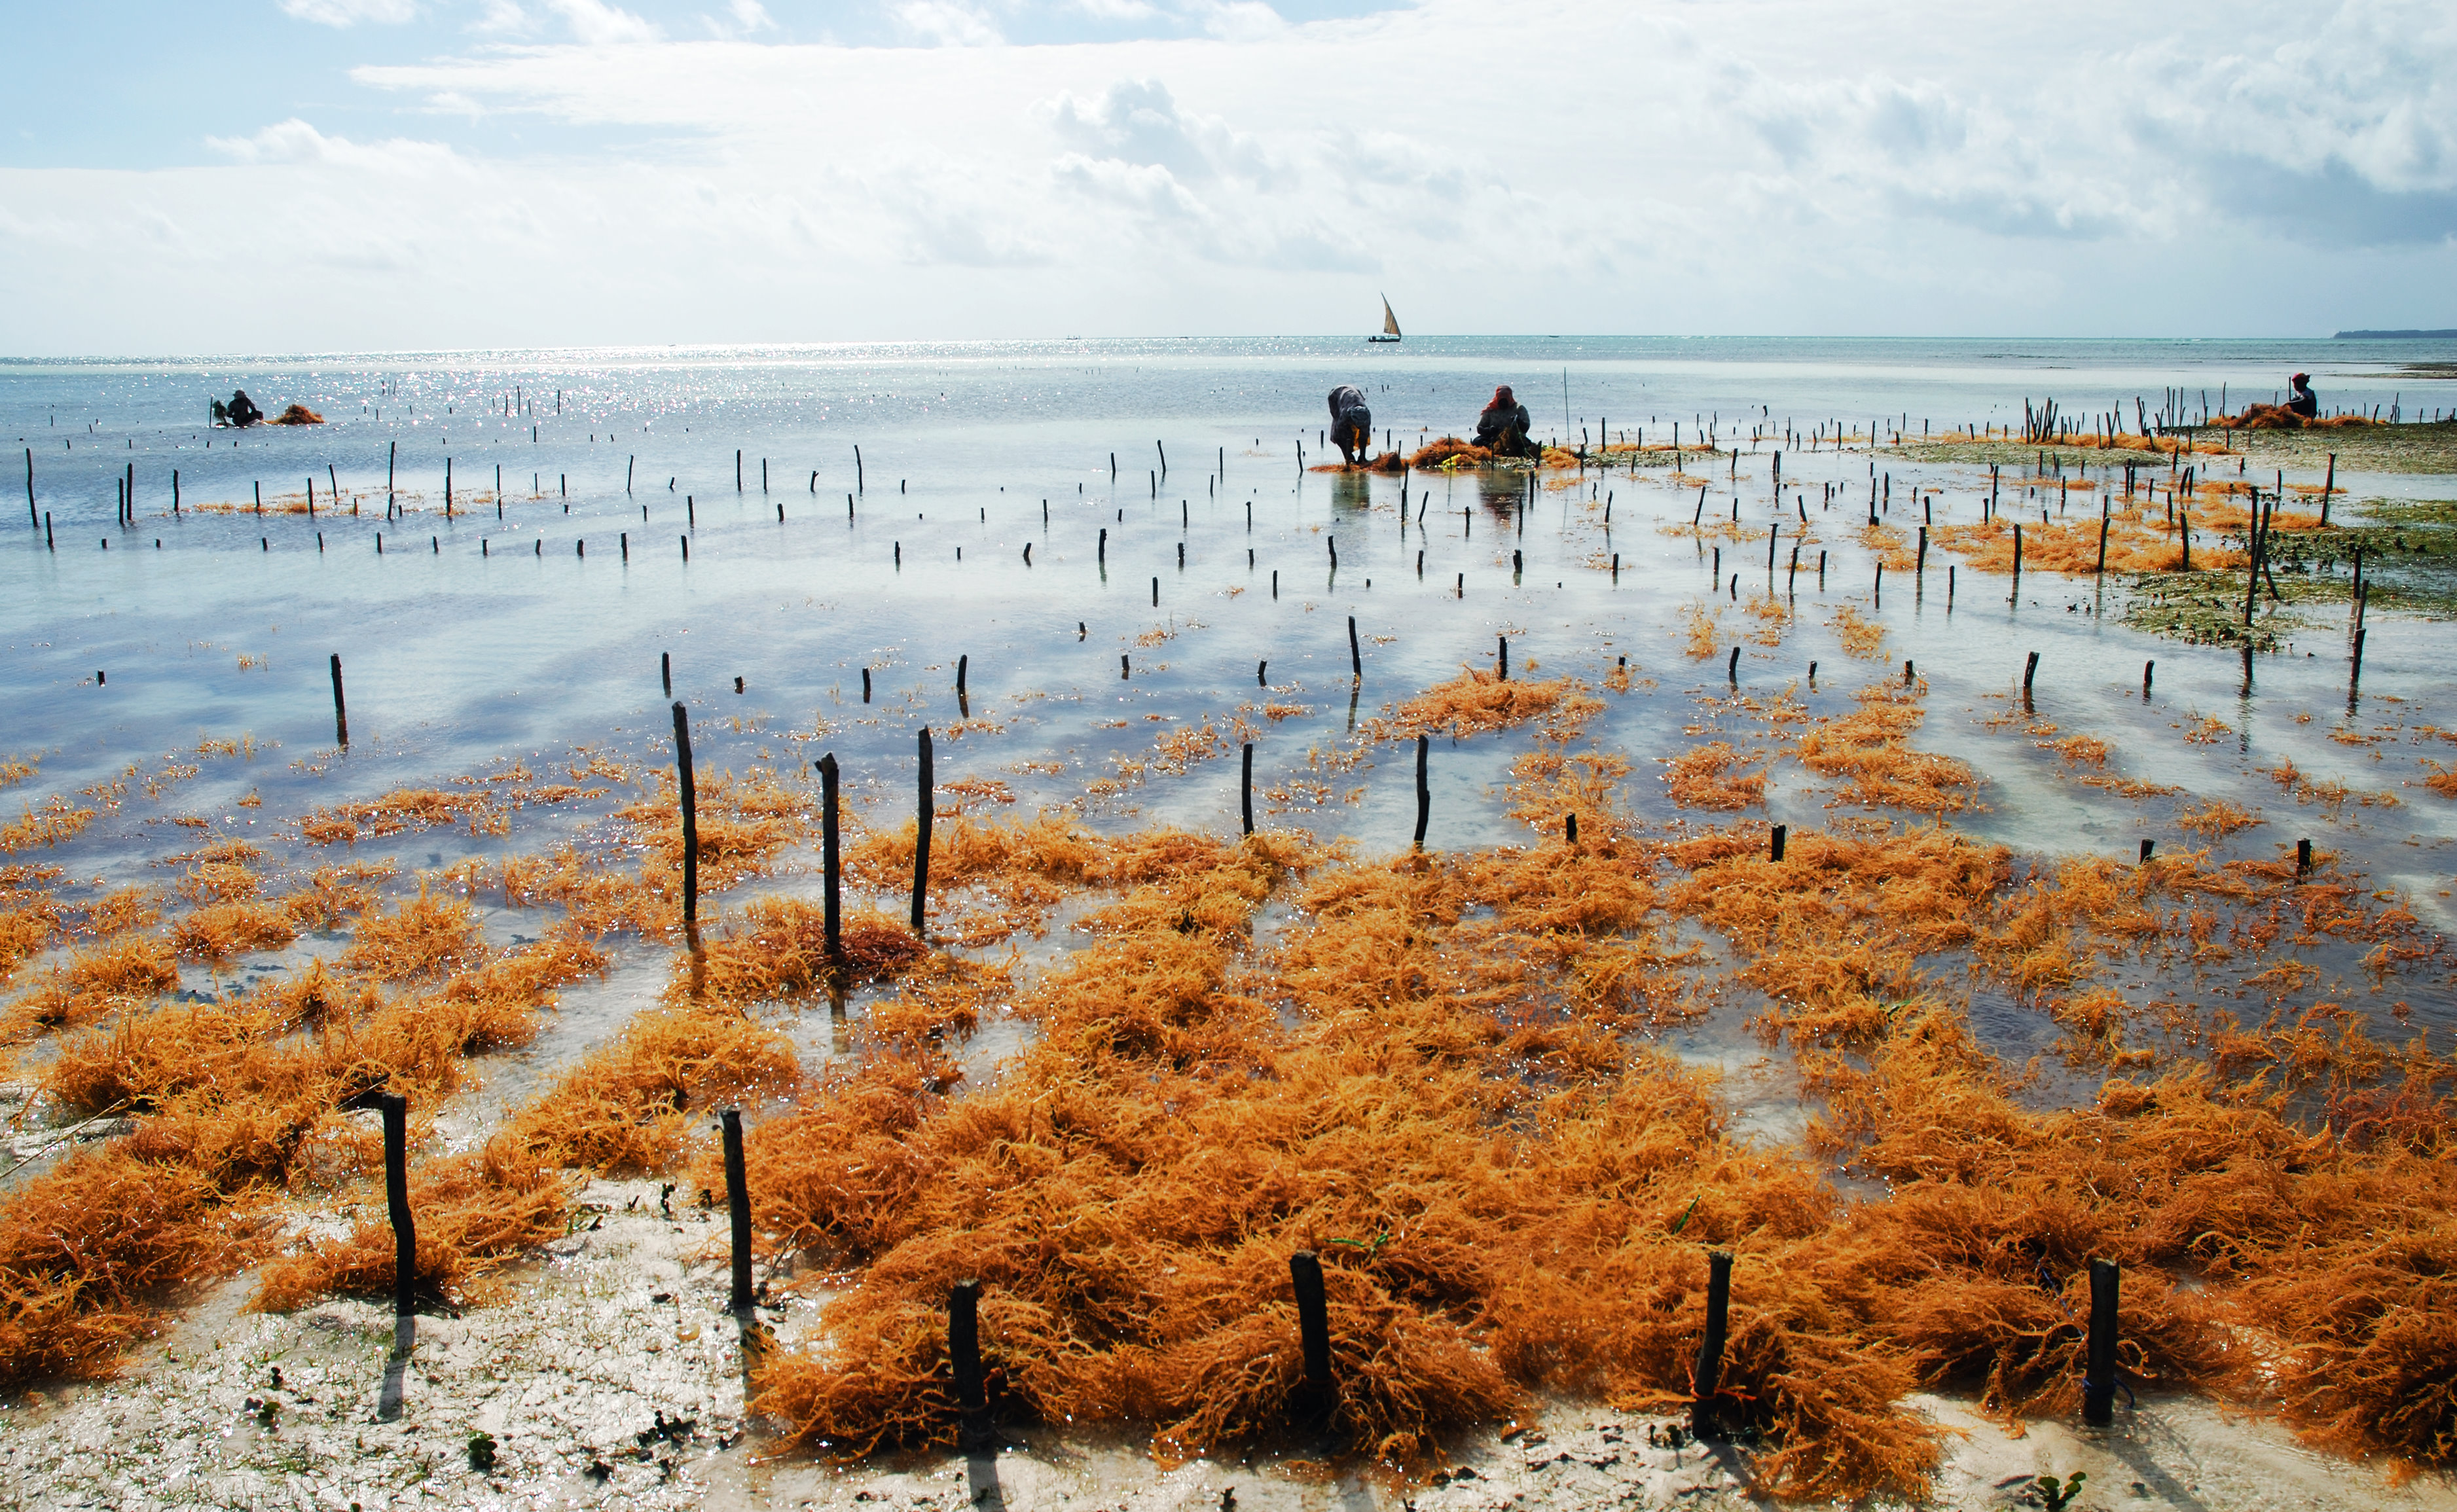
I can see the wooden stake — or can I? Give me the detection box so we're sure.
[1690,1251,1733,1439]
[819,753,842,958]
[912,728,934,934]
[949,1278,989,1449]
[2083,1259,2119,1427]
[673,702,699,928]
[1413,734,1430,850]
[380,1092,416,1318]
[722,1110,754,1314]
[1289,1251,1333,1426]
[330,655,349,747]
[1241,742,1255,837]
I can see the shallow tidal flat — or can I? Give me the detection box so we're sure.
[2,343,2454,1510]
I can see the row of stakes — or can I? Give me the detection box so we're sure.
[32,449,2380,706]
[310,638,2326,909]
[355,1077,2134,1443]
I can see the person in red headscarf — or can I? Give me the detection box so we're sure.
[1473,385,1533,456]
[2286,372,2318,419]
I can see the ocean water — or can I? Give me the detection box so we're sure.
[5,335,2453,1106]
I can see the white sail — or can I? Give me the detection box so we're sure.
[1381,295,1402,338]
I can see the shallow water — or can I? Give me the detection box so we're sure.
[5,335,2454,1113]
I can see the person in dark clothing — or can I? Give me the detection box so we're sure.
[2286,373,2318,420]
[225,389,264,428]
[1473,385,1534,457]
[1328,385,1374,466]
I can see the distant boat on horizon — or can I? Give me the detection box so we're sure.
[1368,295,1402,344]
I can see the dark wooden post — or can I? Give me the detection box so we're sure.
[1347,615,1361,680]
[722,1109,754,1313]
[379,1092,416,1318]
[1690,1250,1733,1439]
[912,728,934,935]
[329,655,348,747]
[672,702,699,929]
[1413,734,1430,850]
[1241,743,1254,837]
[1290,1251,1333,1426]
[2083,1259,2119,1426]
[1497,636,1509,681]
[949,1279,989,1449]
[1770,824,1787,862]
[819,754,842,958]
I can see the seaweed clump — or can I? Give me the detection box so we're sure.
[737,827,1945,1500]
[2210,406,2380,431]
[1365,668,1575,742]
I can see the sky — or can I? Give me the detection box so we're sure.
[0,0,2452,353]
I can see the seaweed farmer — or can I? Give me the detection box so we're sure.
[1474,385,1534,457]
[2286,372,2318,420]
[222,389,264,428]
[1328,384,1374,466]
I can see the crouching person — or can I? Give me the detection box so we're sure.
[1474,386,1534,457]
[1328,385,1374,467]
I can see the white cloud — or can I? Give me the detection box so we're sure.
[203,118,462,175]
[540,0,662,45]
[698,0,777,39]
[277,0,418,25]
[1049,79,1264,183]
[469,1,536,36]
[893,1,1001,46]
[1067,0,1161,20]
[1189,1,1285,43]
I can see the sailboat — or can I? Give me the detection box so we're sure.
[1368,294,1402,343]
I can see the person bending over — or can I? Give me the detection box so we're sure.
[2286,372,2318,420]
[1474,385,1534,457]
[1328,385,1374,466]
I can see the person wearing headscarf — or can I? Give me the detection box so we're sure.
[1473,386,1533,456]
[1328,384,1374,466]
[2286,373,2318,420]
